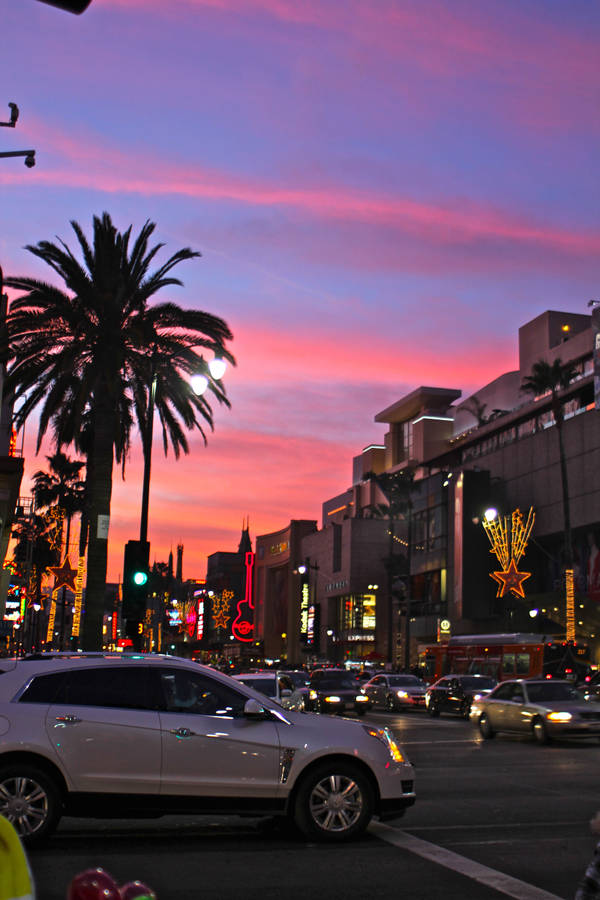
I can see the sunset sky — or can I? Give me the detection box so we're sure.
[2,0,599,582]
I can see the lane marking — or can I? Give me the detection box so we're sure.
[409,820,581,832]
[369,822,563,900]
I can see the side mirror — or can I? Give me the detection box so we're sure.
[243,698,266,719]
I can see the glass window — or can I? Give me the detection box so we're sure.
[236,677,277,697]
[159,669,247,717]
[490,683,516,701]
[58,667,155,710]
[502,653,515,675]
[515,653,530,675]
[19,671,68,704]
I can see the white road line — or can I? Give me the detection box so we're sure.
[369,822,563,900]
[399,739,480,745]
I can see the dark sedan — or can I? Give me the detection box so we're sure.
[306,669,372,715]
[364,674,427,711]
[425,674,496,719]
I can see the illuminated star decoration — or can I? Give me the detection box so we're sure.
[212,591,232,630]
[491,557,531,599]
[49,556,78,593]
[482,507,535,599]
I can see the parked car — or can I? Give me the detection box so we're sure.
[0,653,415,844]
[233,672,305,711]
[425,674,496,718]
[305,669,372,715]
[364,674,427,711]
[472,678,600,743]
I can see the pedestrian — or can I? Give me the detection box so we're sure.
[575,811,600,899]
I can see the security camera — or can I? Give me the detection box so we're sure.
[24,154,35,168]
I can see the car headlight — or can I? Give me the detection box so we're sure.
[362,725,407,763]
[309,690,318,700]
[396,690,409,699]
[472,693,484,701]
[546,711,572,722]
[324,695,341,703]
[355,694,369,702]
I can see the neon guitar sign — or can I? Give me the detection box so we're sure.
[232,551,255,642]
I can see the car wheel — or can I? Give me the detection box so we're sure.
[0,764,62,845]
[427,702,440,717]
[461,700,472,720]
[532,717,550,745]
[293,762,374,842]
[479,714,495,739]
[386,694,396,712]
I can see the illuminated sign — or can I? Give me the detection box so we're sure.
[232,552,255,642]
[300,582,310,637]
[269,541,289,556]
[72,555,86,638]
[565,569,575,642]
[196,598,205,640]
[212,591,232,630]
[482,507,535,599]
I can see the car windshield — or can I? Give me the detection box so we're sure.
[237,677,277,698]
[526,682,581,703]
[460,676,496,690]
[316,674,359,690]
[388,676,424,687]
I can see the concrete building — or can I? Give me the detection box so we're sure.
[296,308,600,667]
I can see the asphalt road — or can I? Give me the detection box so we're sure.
[27,708,600,900]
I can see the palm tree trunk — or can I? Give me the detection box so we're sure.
[80,405,114,650]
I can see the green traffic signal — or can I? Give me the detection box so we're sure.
[133,570,148,586]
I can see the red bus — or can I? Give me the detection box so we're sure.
[418,633,591,683]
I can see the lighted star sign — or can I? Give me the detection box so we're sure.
[212,591,232,630]
[482,507,535,599]
[49,556,78,593]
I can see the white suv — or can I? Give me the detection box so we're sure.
[0,654,415,844]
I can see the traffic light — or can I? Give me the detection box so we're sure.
[122,539,150,622]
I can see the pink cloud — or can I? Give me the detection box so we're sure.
[2,116,598,261]
[95,0,599,131]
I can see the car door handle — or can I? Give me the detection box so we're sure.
[170,727,195,738]
[54,715,81,724]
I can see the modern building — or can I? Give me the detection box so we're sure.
[268,308,600,668]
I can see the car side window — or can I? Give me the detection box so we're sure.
[60,667,155,710]
[279,676,293,693]
[511,686,525,703]
[18,671,68,704]
[490,683,515,701]
[158,669,247,718]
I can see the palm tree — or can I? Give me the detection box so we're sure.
[521,358,578,630]
[32,451,86,648]
[3,212,235,650]
[32,452,85,553]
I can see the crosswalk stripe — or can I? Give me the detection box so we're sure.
[369,822,563,900]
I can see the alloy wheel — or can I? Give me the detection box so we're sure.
[0,774,50,837]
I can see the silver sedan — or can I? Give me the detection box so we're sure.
[472,679,600,744]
